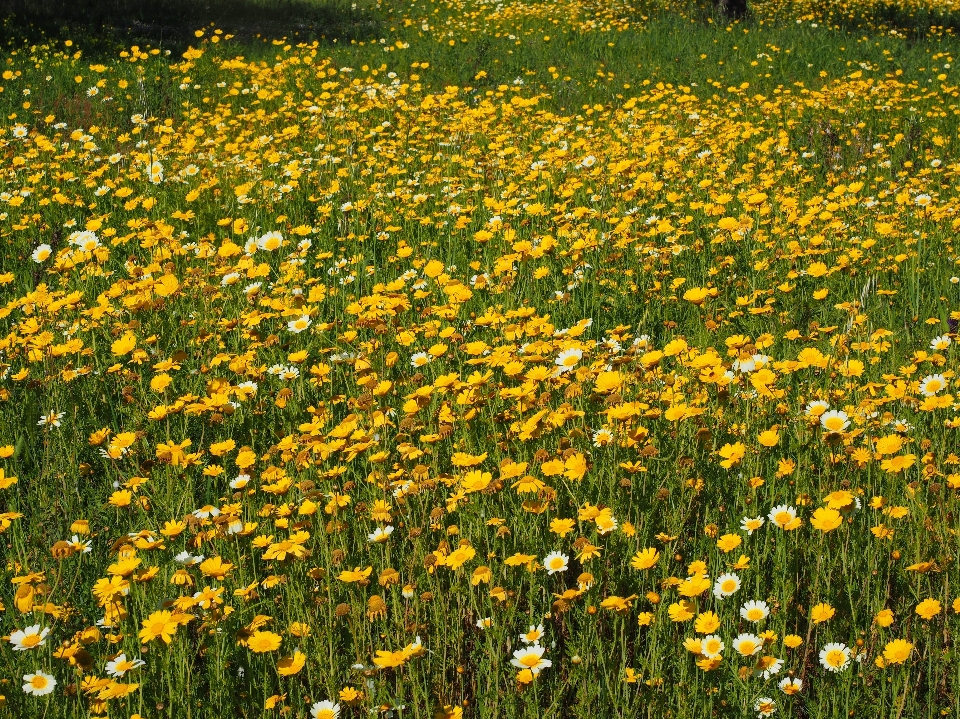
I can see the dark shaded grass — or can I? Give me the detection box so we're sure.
[0,0,383,52]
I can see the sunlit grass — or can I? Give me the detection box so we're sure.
[0,1,960,718]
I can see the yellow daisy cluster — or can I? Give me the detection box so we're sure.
[0,1,959,717]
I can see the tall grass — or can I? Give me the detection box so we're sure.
[0,0,959,718]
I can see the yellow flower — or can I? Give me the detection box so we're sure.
[809,507,843,532]
[109,490,133,508]
[630,548,660,570]
[339,687,364,705]
[277,650,306,676]
[682,287,709,305]
[717,442,745,469]
[823,490,854,510]
[0,469,17,489]
[716,534,742,553]
[678,573,711,597]
[111,332,137,356]
[682,637,703,654]
[247,631,283,653]
[600,595,637,613]
[874,609,894,627]
[809,603,835,624]
[915,599,942,620]
[199,556,234,580]
[874,435,903,456]
[373,649,407,669]
[880,454,916,473]
[668,600,696,622]
[471,566,492,586]
[694,611,721,634]
[444,545,476,570]
[337,567,373,584]
[150,373,172,392]
[882,639,913,665]
[757,429,779,447]
[138,611,179,644]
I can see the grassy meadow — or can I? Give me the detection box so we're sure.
[2,0,960,717]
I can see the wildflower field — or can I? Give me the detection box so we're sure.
[4,0,960,716]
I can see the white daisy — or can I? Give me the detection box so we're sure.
[919,373,947,396]
[820,409,849,433]
[554,347,583,373]
[31,244,52,263]
[287,315,312,333]
[740,600,770,623]
[510,643,552,674]
[930,335,952,351]
[105,653,146,677]
[701,634,724,659]
[22,670,56,696]
[367,526,394,543]
[819,642,851,672]
[542,551,569,575]
[310,700,341,719]
[520,624,545,644]
[731,633,763,657]
[713,572,741,598]
[768,505,798,529]
[9,625,50,651]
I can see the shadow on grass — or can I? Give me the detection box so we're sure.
[0,0,383,51]
[833,3,960,38]
[677,0,960,38]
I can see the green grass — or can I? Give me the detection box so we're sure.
[0,0,959,718]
